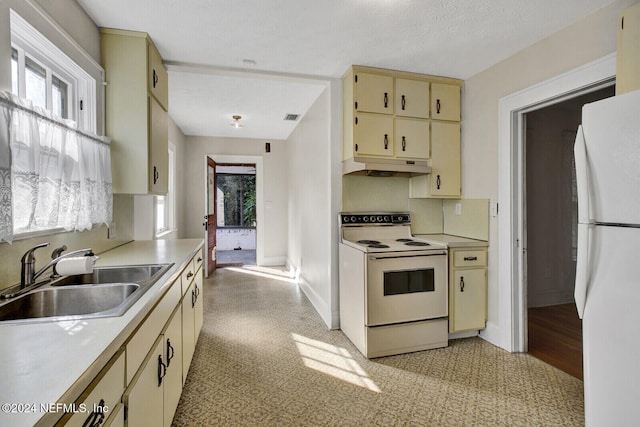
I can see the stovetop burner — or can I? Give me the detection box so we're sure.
[368,244,390,249]
[357,240,381,245]
[405,241,430,247]
[396,238,413,242]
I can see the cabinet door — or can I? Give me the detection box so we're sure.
[354,113,394,157]
[149,96,168,195]
[429,122,460,197]
[64,351,125,427]
[431,83,460,121]
[194,268,204,339]
[451,269,487,332]
[395,79,429,118]
[163,307,183,427]
[182,281,196,385]
[148,41,168,110]
[616,2,640,95]
[394,118,429,160]
[124,337,164,427]
[354,72,394,114]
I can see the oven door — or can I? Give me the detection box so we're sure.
[366,251,447,326]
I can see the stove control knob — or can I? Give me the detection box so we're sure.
[350,216,356,223]
[343,216,349,223]
[363,216,369,222]
[376,216,383,222]
[369,216,376,223]
[384,216,390,222]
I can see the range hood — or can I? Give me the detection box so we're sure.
[342,157,431,177]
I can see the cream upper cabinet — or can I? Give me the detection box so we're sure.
[354,72,394,114]
[394,118,429,160]
[616,2,640,95]
[395,78,430,119]
[343,66,462,187]
[354,113,395,157]
[427,121,461,198]
[431,83,460,122]
[101,28,169,195]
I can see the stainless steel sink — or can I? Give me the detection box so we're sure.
[52,264,170,286]
[0,284,139,321]
[0,263,173,324]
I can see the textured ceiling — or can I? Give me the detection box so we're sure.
[77,0,616,139]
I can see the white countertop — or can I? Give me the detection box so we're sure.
[0,239,203,427]
[414,234,489,248]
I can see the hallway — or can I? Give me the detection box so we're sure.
[172,267,584,426]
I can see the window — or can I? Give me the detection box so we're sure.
[2,10,105,242]
[156,145,176,236]
[10,9,96,132]
[216,174,256,228]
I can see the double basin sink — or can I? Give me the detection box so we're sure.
[0,263,173,324]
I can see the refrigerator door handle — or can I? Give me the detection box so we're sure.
[575,223,591,319]
[574,125,591,224]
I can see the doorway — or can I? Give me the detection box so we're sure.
[523,87,614,379]
[215,164,257,266]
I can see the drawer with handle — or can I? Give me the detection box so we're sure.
[453,250,487,268]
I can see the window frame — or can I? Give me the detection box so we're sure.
[155,144,176,237]
[10,9,96,132]
[8,9,101,239]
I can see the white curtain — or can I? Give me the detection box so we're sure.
[0,91,112,243]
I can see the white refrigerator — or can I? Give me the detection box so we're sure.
[574,89,640,426]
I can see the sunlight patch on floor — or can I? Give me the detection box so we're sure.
[292,333,381,393]
[226,266,297,284]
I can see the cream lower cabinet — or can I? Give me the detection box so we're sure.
[449,248,488,333]
[182,264,204,382]
[56,351,125,427]
[124,305,183,427]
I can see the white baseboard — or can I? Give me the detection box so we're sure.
[260,256,287,266]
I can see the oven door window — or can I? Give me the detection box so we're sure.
[384,269,435,296]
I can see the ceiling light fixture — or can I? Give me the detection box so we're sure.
[230,115,244,128]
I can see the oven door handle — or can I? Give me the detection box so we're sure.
[368,252,447,260]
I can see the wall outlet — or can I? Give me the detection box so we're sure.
[455,202,462,215]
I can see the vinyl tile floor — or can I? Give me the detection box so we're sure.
[172,267,584,426]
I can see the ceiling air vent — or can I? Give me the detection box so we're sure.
[283,114,300,121]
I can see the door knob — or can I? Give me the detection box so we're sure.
[202,222,208,230]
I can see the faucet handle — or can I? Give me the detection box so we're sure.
[21,242,50,263]
[51,245,68,259]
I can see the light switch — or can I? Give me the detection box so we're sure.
[455,202,462,215]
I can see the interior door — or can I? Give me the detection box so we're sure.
[206,157,217,274]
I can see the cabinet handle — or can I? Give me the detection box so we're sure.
[195,283,200,298]
[402,136,406,151]
[355,143,358,152]
[158,355,167,387]
[383,92,388,108]
[153,69,159,88]
[166,338,174,367]
[197,257,203,263]
[401,95,406,110]
[384,134,389,150]
[436,175,441,189]
[82,398,106,427]
[192,288,197,308]
[153,166,159,184]
[464,256,478,261]
[436,99,441,114]
[460,276,465,292]
[186,271,194,279]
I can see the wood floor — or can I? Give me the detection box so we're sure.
[528,303,583,380]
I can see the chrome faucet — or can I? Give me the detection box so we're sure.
[20,242,50,288]
[20,243,94,288]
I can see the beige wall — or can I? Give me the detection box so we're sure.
[462,0,638,342]
[182,135,289,263]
